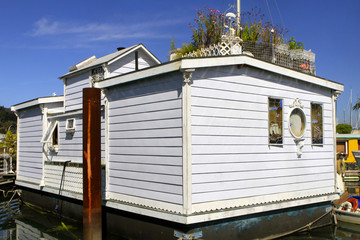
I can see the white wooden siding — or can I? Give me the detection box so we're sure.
[107,74,183,205]
[191,66,335,205]
[108,49,153,78]
[50,112,105,163]
[64,72,90,111]
[17,106,43,183]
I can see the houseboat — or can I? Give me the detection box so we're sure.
[11,41,344,239]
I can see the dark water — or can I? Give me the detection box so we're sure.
[1,192,359,240]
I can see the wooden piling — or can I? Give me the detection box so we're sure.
[83,88,102,239]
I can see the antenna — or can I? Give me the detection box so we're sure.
[350,88,353,127]
[237,0,241,32]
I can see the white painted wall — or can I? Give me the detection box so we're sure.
[17,106,43,184]
[108,49,157,78]
[64,72,90,111]
[107,74,184,205]
[47,112,105,163]
[190,66,335,205]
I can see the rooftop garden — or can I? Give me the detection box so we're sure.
[170,7,316,75]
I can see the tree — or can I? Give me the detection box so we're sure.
[336,124,352,134]
[0,106,17,134]
[353,100,360,111]
[0,130,17,159]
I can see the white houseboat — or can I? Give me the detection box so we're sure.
[11,41,344,239]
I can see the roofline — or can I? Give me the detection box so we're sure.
[59,44,161,79]
[11,95,64,111]
[95,55,344,92]
[108,44,161,65]
[336,134,360,139]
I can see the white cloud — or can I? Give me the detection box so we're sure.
[30,17,185,41]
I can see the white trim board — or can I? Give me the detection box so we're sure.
[105,193,338,224]
[11,96,64,111]
[95,55,343,92]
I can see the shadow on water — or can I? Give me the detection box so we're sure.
[0,189,83,240]
[1,190,360,240]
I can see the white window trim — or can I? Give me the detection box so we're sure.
[268,97,284,146]
[66,118,76,133]
[311,102,324,145]
[41,121,58,143]
[41,121,59,152]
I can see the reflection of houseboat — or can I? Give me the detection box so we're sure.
[11,43,344,239]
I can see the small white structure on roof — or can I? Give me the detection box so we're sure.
[12,43,344,238]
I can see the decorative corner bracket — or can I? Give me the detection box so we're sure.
[289,98,304,109]
[294,138,305,158]
[181,69,195,85]
[333,90,342,101]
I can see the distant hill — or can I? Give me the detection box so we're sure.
[0,106,16,134]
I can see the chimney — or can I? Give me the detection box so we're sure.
[117,47,125,51]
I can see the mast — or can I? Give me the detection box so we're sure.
[237,0,241,32]
[350,88,353,127]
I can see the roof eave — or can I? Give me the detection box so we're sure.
[11,95,64,112]
[96,55,344,92]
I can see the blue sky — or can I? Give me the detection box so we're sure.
[1,0,359,125]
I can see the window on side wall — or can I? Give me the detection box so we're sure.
[269,98,283,145]
[41,121,59,152]
[311,103,323,145]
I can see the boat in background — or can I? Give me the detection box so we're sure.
[334,194,360,224]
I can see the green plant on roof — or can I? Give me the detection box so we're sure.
[170,6,290,60]
[288,36,304,49]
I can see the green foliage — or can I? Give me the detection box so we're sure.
[288,36,304,50]
[353,100,360,110]
[241,7,286,44]
[0,130,17,160]
[174,42,198,58]
[170,38,176,51]
[190,7,227,49]
[171,6,291,60]
[336,124,352,134]
[0,106,16,134]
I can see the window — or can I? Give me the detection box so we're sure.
[66,118,76,133]
[289,108,306,138]
[41,121,59,151]
[311,103,323,144]
[269,98,283,144]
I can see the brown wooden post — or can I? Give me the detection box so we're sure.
[83,88,102,239]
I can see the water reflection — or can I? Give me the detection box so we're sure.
[0,194,82,240]
[1,194,360,240]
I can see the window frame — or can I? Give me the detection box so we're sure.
[311,102,324,145]
[268,97,284,145]
[41,120,59,152]
[66,118,76,133]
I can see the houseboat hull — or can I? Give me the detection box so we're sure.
[19,187,333,240]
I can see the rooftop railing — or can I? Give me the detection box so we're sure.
[182,36,316,75]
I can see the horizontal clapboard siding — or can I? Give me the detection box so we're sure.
[109,53,151,77]
[65,72,90,111]
[107,74,183,205]
[191,66,335,204]
[17,106,43,182]
[51,112,105,162]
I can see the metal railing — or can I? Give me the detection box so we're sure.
[182,37,316,75]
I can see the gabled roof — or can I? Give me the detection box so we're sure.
[59,44,161,79]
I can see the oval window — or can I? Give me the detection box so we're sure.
[289,108,306,138]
